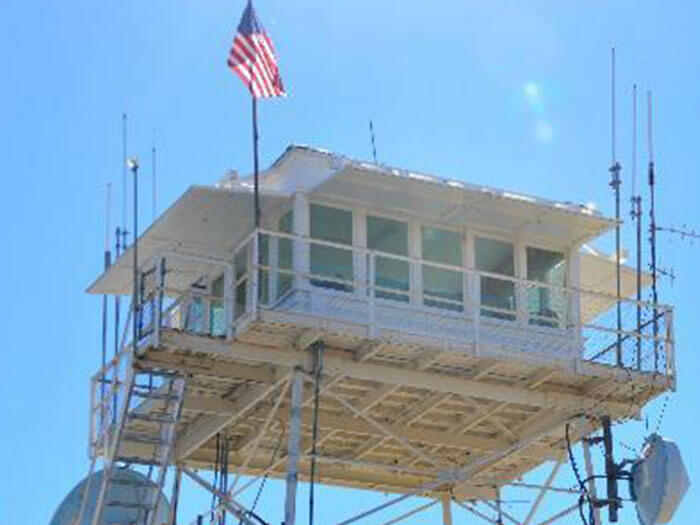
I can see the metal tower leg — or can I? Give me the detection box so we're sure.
[582,438,602,525]
[284,368,303,525]
[441,493,453,525]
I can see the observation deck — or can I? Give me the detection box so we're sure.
[87,227,673,500]
[85,145,675,502]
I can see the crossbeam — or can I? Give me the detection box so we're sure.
[160,333,636,414]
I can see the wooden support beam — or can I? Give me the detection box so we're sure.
[441,493,453,525]
[182,396,502,452]
[293,329,323,351]
[160,333,633,413]
[523,459,562,525]
[175,376,288,460]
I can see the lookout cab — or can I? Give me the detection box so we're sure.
[85,145,674,523]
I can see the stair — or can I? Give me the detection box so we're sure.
[89,367,186,525]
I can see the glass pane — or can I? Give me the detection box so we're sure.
[422,226,461,265]
[475,237,515,319]
[423,265,463,311]
[234,246,248,281]
[375,257,409,302]
[367,215,408,301]
[475,237,514,275]
[185,296,206,333]
[527,247,566,327]
[278,210,294,297]
[210,274,225,336]
[367,216,408,255]
[310,204,352,244]
[310,245,354,291]
[422,226,463,310]
[310,204,353,292]
[480,277,516,320]
[235,282,247,320]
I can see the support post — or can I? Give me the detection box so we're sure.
[169,467,182,525]
[284,368,303,525]
[292,192,310,290]
[367,253,376,338]
[309,341,325,525]
[441,493,453,525]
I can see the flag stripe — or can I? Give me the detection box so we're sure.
[227,2,285,99]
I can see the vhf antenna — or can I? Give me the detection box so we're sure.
[152,127,157,221]
[609,47,623,368]
[647,90,659,371]
[121,113,129,249]
[369,119,378,163]
[630,84,643,370]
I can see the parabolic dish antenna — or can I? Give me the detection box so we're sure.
[50,467,170,525]
[631,434,690,525]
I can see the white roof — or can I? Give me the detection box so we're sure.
[220,144,615,246]
[90,145,625,295]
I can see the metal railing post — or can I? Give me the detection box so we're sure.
[154,255,165,347]
[225,262,235,341]
[249,231,260,316]
[368,252,376,338]
[665,308,675,379]
[269,233,278,306]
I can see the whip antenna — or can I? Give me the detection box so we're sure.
[631,84,643,369]
[609,47,623,368]
[647,90,659,370]
[369,119,378,163]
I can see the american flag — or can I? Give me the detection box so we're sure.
[227,1,285,98]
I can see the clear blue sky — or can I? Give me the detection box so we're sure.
[2,1,698,523]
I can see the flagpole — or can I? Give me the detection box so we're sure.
[252,94,260,228]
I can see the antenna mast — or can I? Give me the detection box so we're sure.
[631,84,643,370]
[100,183,112,425]
[647,90,659,371]
[609,47,623,367]
[369,119,378,163]
[152,130,157,222]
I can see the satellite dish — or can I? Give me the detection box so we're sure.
[50,467,170,525]
[630,434,690,525]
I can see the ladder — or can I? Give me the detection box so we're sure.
[88,366,186,525]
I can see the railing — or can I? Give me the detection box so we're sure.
[89,342,133,459]
[135,229,675,377]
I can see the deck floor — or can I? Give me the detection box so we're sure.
[120,317,671,500]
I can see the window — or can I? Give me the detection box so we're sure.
[367,215,409,302]
[234,245,248,319]
[310,204,353,291]
[526,246,566,327]
[422,226,463,311]
[210,274,226,337]
[475,236,516,319]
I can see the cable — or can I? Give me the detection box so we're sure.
[237,420,286,525]
[565,422,594,525]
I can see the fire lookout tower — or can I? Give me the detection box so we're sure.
[81,145,675,525]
